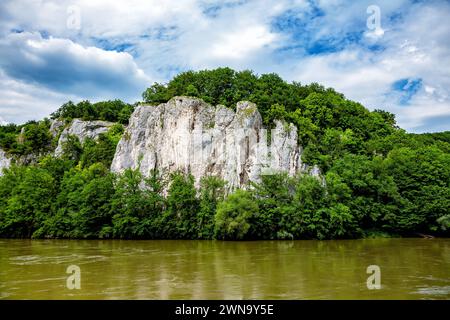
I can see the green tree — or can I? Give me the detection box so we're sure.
[163,172,199,238]
[51,100,134,124]
[61,135,83,162]
[0,166,55,238]
[385,146,450,234]
[111,169,165,238]
[214,189,258,240]
[250,173,294,239]
[52,163,114,238]
[197,176,226,239]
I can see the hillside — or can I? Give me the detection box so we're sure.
[0,68,449,240]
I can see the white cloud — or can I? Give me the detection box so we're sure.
[0,70,76,124]
[0,0,449,132]
[211,25,277,60]
[0,32,151,123]
[281,1,450,132]
[0,32,150,98]
[0,0,203,38]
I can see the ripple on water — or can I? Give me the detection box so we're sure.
[414,286,450,296]
[1,239,449,299]
[7,276,66,284]
[9,254,108,265]
[9,255,40,262]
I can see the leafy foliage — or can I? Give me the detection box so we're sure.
[0,68,449,240]
[111,169,166,239]
[141,68,397,152]
[79,124,124,169]
[0,120,53,156]
[197,176,226,239]
[214,189,258,240]
[51,100,135,124]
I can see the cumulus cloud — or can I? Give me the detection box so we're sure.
[128,0,287,74]
[279,0,450,132]
[0,70,76,124]
[0,0,202,38]
[211,26,277,60]
[0,31,150,100]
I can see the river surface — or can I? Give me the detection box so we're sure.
[0,239,449,299]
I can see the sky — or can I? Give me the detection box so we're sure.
[0,0,449,133]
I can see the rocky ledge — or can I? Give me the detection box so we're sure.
[55,119,115,156]
[0,148,12,176]
[111,97,310,189]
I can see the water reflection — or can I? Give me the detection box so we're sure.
[0,239,449,299]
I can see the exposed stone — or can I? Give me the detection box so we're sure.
[0,148,11,176]
[111,97,307,189]
[268,120,302,176]
[55,119,114,156]
[50,119,65,137]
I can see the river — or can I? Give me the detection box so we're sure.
[0,239,449,299]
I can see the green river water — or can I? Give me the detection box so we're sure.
[0,238,449,299]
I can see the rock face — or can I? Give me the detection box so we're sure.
[0,148,12,176]
[1,119,114,173]
[50,119,65,137]
[111,97,306,189]
[55,119,114,156]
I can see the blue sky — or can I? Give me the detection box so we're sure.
[0,0,449,132]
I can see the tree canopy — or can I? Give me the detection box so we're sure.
[51,99,135,124]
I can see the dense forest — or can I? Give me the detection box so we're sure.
[0,68,449,240]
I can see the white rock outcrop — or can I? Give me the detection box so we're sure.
[111,97,306,189]
[0,148,12,176]
[50,119,65,137]
[55,119,114,156]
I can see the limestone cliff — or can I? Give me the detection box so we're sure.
[0,119,112,174]
[55,119,114,156]
[50,119,65,137]
[111,97,309,188]
[0,148,11,176]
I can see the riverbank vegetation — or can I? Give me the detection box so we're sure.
[0,68,449,240]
